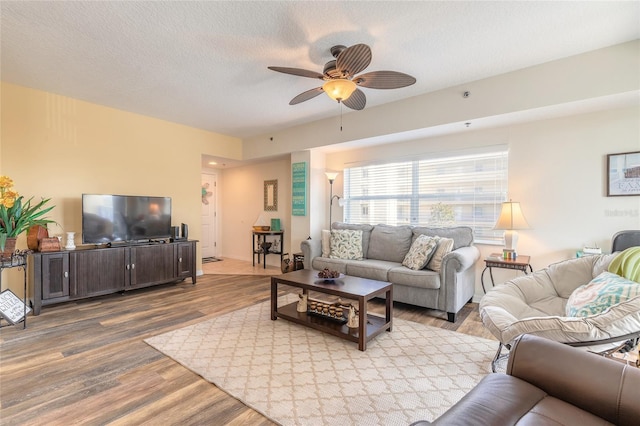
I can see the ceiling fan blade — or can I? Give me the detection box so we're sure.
[336,44,372,78]
[290,87,324,105]
[268,66,324,80]
[342,89,366,110]
[354,71,416,89]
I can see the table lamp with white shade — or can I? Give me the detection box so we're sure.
[494,200,530,252]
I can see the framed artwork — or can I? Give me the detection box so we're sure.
[264,179,278,211]
[292,162,307,216]
[607,151,640,196]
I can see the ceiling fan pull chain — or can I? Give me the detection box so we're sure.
[340,102,343,131]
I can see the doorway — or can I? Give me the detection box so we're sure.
[201,172,218,260]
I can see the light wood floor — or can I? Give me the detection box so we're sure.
[201,256,282,276]
[1,260,493,425]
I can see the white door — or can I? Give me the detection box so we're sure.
[201,173,217,258]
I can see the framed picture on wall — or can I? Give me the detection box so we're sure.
[264,179,278,211]
[607,151,640,196]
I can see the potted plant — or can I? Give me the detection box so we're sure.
[0,175,55,256]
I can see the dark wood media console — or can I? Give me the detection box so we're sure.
[28,240,197,315]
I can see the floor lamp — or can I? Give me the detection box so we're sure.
[326,172,339,228]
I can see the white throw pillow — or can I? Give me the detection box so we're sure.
[402,235,440,270]
[321,229,331,257]
[329,229,363,260]
[426,237,454,272]
[566,271,640,317]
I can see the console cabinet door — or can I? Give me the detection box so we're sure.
[71,248,126,297]
[42,253,70,300]
[176,241,195,280]
[128,244,175,289]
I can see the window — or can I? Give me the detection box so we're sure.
[343,147,508,244]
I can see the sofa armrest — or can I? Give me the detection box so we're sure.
[441,246,480,274]
[440,245,480,320]
[507,334,640,426]
[300,239,321,270]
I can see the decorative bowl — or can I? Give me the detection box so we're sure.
[260,242,272,252]
[317,273,345,282]
[253,226,270,231]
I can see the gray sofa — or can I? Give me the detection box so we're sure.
[300,223,480,322]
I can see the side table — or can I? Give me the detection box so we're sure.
[252,230,285,269]
[481,253,533,293]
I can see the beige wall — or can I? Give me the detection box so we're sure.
[1,82,242,294]
[227,40,640,301]
[2,41,639,302]
[216,105,640,301]
[323,105,640,300]
[242,40,639,159]
[219,157,291,267]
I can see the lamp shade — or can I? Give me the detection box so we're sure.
[494,201,530,230]
[325,172,339,182]
[322,79,357,102]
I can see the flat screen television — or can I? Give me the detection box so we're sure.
[82,194,172,244]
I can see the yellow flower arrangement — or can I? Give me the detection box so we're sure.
[0,175,55,251]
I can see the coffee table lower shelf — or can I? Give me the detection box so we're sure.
[275,302,389,346]
[271,270,393,351]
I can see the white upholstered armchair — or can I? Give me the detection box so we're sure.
[480,253,640,371]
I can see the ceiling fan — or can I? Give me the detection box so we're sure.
[268,43,416,111]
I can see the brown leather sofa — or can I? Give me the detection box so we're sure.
[411,334,640,425]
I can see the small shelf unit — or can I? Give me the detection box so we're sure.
[252,230,284,269]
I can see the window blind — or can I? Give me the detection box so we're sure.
[343,148,508,244]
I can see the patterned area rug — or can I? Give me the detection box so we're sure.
[145,295,495,425]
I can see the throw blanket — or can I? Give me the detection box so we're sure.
[608,246,640,282]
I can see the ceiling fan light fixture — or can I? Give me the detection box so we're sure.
[269,43,414,110]
[322,79,357,102]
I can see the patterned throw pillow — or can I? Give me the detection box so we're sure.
[426,237,454,272]
[402,235,440,270]
[566,271,640,317]
[329,229,363,260]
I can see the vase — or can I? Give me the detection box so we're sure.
[27,225,49,250]
[65,232,76,250]
[1,237,17,259]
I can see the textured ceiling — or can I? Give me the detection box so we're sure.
[1,1,639,140]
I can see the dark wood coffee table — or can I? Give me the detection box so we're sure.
[271,269,392,351]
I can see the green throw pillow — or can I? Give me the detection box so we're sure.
[608,246,640,282]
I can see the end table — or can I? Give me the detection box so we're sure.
[481,253,533,293]
[252,230,284,269]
